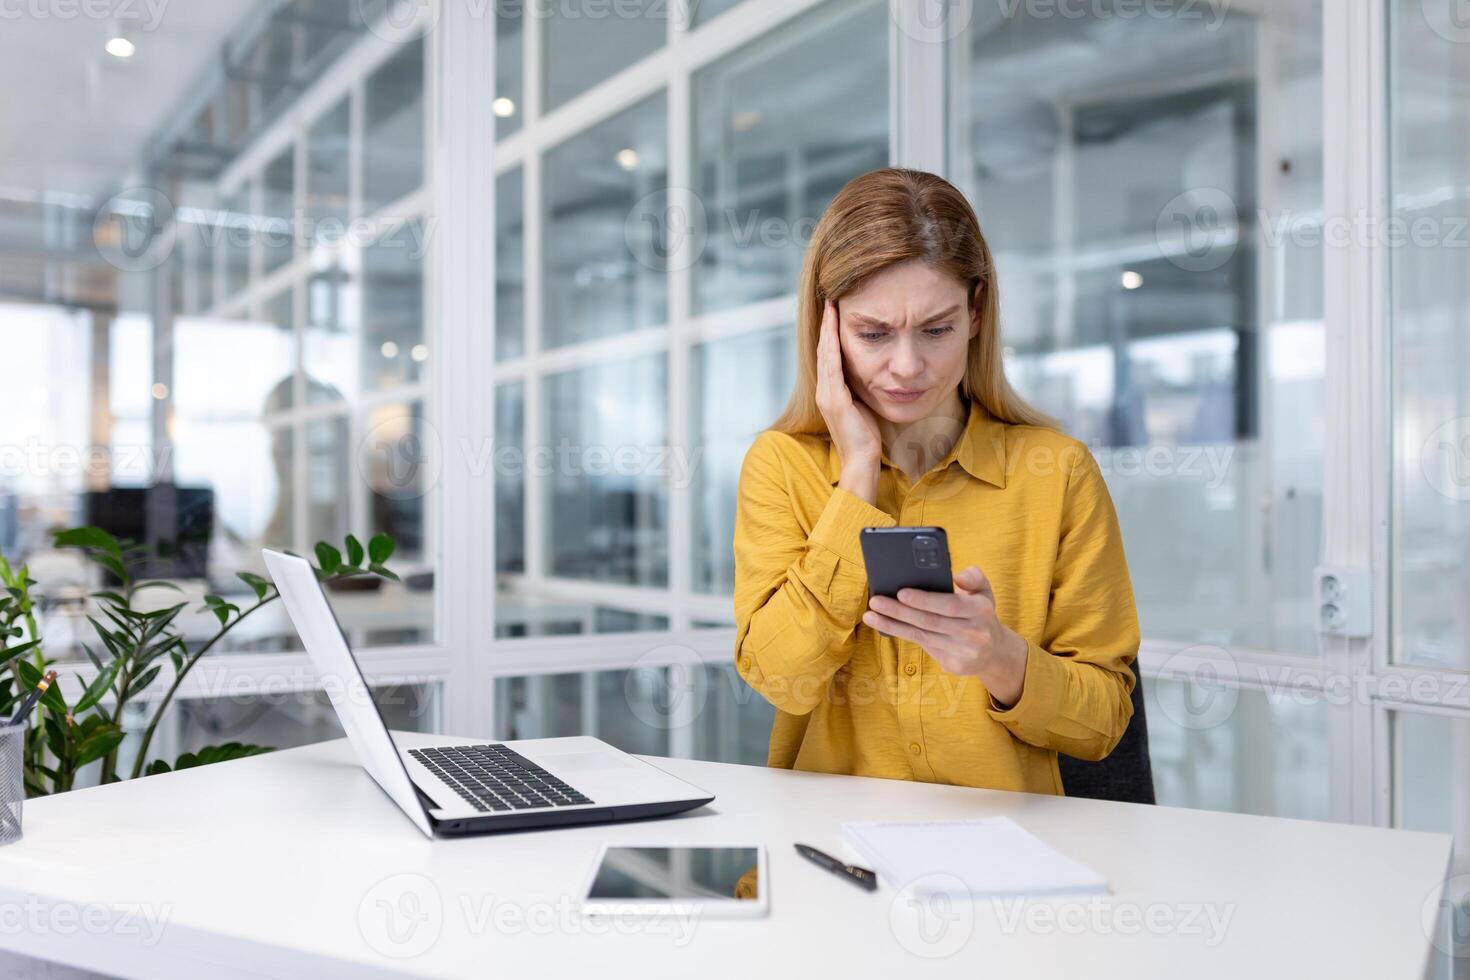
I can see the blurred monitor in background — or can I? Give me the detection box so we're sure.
[84,484,214,581]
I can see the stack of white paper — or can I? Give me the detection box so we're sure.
[841,816,1110,898]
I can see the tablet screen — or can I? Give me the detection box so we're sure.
[587,846,760,902]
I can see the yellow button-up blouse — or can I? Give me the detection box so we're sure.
[731,398,1140,796]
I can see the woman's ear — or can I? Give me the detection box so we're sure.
[967,284,982,340]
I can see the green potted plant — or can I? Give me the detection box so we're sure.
[0,528,398,795]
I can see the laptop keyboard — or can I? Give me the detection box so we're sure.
[408,744,594,813]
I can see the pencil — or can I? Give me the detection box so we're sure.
[7,670,57,728]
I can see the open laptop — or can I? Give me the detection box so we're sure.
[262,549,715,838]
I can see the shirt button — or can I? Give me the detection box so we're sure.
[740,657,752,672]
[903,663,918,676]
[909,742,922,756]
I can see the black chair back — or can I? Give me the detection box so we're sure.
[1058,659,1155,804]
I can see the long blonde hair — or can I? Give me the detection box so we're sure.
[769,168,1057,435]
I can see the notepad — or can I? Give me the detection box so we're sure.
[841,817,1109,898]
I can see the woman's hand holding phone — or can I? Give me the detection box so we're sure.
[862,566,1030,707]
[815,299,883,504]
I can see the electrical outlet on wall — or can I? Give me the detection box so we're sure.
[1314,566,1372,638]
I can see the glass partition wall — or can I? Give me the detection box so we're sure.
[488,0,889,760]
[158,28,433,649]
[948,0,1332,819]
[86,8,444,763]
[1387,0,1470,970]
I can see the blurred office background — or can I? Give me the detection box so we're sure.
[0,0,1467,969]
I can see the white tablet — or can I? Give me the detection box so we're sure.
[580,844,769,919]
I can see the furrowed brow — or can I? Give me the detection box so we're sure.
[845,307,961,330]
[920,305,962,325]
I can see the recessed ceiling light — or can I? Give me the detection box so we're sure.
[105,36,136,59]
[410,344,428,362]
[492,97,516,118]
[1121,270,1143,290]
[380,341,400,359]
[150,382,169,400]
[615,148,639,171]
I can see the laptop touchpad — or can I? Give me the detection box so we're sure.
[546,751,635,771]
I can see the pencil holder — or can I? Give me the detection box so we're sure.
[0,722,24,845]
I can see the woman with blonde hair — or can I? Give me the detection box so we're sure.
[732,168,1140,795]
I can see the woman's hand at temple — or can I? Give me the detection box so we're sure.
[862,565,1030,707]
[815,299,883,502]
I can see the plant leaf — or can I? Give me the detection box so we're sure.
[52,526,123,558]
[149,742,274,775]
[344,535,364,567]
[314,542,342,574]
[368,563,400,582]
[42,714,66,757]
[0,638,41,666]
[135,602,187,625]
[73,659,122,712]
[130,665,162,694]
[74,726,124,767]
[236,572,270,600]
[93,554,129,584]
[133,581,183,594]
[81,644,104,673]
[200,595,233,628]
[93,608,129,640]
[367,533,394,565]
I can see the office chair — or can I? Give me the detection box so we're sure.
[1057,658,1156,804]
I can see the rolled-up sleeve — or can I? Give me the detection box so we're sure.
[985,448,1139,761]
[732,432,896,715]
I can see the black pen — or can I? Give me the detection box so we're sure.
[794,843,878,891]
[7,670,56,728]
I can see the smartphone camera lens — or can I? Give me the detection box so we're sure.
[912,536,939,568]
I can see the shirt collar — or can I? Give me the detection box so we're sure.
[825,397,1008,489]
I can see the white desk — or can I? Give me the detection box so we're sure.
[0,732,1452,979]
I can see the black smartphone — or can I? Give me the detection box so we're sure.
[859,527,954,598]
